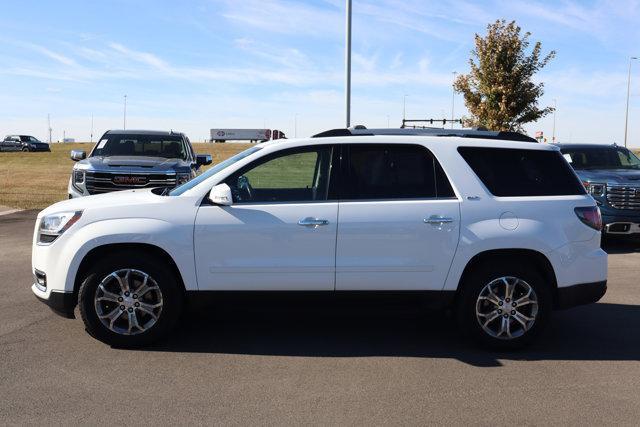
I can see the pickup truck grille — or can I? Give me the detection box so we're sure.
[606,185,640,210]
[85,172,177,195]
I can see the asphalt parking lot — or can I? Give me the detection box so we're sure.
[1,210,639,425]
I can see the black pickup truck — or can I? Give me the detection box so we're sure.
[1,135,50,152]
[68,130,211,198]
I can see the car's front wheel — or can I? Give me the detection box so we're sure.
[78,251,183,347]
[456,265,552,350]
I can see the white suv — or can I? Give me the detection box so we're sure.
[31,129,607,349]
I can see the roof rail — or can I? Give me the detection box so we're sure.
[312,126,537,143]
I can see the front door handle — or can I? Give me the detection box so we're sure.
[424,215,454,225]
[298,217,330,227]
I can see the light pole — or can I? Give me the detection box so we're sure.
[345,0,352,128]
[294,113,298,138]
[123,95,127,130]
[624,57,638,148]
[451,71,457,129]
[552,99,557,143]
[403,94,408,121]
[90,114,94,143]
[387,115,390,128]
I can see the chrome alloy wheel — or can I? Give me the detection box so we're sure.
[94,269,163,335]
[475,276,539,340]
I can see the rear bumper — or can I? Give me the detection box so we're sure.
[32,285,76,318]
[556,280,607,310]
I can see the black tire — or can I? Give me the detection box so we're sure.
[78,251,183,347]
[456,264,552,350]
[22,147,29,152]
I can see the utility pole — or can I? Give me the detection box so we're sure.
[123,94,127,130]
[387,115,390,128]
[552,99,557,143]
[451,71,457,129]
[90,114,94,143]
[344,0,352,128]
[294,113,298,138]
[47,114,52,143]
[624,57,638,148]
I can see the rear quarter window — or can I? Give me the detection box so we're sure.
[458,147,586,197]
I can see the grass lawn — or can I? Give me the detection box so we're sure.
[0,142,251,210]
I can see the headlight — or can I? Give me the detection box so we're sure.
[176,173,191,185]
[582,182,606,197]
[38,211,83,244]
[72,170,85,192]
[73,170,85,184]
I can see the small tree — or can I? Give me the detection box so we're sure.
[454,20,555,132]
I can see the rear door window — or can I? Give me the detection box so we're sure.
[344,144,455,200]
[458,147,585,197]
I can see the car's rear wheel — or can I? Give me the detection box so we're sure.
[456,265,551,350]
[78,251,183,347]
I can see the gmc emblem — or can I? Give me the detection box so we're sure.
[113,175,147,185]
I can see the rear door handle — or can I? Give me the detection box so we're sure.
[298,217,330,227]
[424,215,454,225]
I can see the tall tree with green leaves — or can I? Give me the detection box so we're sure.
[454,20,555,132]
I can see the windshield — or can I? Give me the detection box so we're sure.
[561,146,640,170]
[169,146,263,196]
[92,134,188,159]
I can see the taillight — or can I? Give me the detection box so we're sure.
[575,206,602,231]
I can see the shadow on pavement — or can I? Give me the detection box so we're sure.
[147,296,640,367]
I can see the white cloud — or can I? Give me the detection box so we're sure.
[21,42,77,66]
[219,0,341,37]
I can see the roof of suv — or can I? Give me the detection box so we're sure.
[313,127,537,143]
[105,129,184,136]
[555,143,617,150]
[262,134,558,153]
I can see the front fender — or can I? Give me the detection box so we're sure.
[57,218,196,293]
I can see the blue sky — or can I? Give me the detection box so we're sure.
[1,0,639,145]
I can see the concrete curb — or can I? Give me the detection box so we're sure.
[0,206,23,217]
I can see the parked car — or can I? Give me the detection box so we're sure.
[68,130,212,198]
[32,127,607,349]
[558,143,640,238]
[1,135,50,152]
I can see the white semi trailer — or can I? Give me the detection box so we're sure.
[210,129,271,143]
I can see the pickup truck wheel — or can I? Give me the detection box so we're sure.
[456,266,551,350]
[22,147,29,152]
[78,252,183,347]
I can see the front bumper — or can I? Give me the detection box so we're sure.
[602,212,640,236]
[556,280,607,309]
[32,285,76,318]
[68,179,84,198]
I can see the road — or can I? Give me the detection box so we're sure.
[1,210,639,425]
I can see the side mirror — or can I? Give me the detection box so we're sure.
[70,150,86,161]
[209,183,233,206]
[196,154,212,166]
